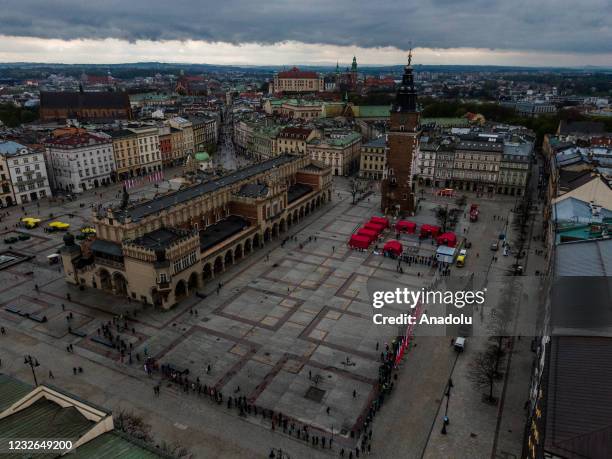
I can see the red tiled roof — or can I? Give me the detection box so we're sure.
[44,132,111,148]
[277,67,319,79]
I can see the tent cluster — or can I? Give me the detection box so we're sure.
[395,220,417,234]
[419,224,441,239]
[436,232,457,248]
[348,216,390,250]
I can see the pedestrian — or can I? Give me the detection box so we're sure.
[49,370,54,379]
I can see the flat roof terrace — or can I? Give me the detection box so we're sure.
[199,216,250,252]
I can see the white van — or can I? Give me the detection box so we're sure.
[454,337,466,352]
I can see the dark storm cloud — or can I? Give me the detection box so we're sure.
[0,0,610,53]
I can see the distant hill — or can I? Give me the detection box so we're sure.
[0,61,610,80]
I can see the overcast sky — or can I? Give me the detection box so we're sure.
[0,0,610,66]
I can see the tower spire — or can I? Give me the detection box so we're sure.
[393,49,417,113]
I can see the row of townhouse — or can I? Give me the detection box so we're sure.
[0,113,220,202]
[416,132,534,196]
[233,115,362,176]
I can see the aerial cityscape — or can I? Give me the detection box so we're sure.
[0,2,611,458]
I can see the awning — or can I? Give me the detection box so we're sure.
[395,220,417,233]
[369,216,389,229]
[437,232,457,247]
[420,224,441,237]
[348,235,371,249]
[383,240,403,255]
[364,222,385,234]
[357,228,378,242]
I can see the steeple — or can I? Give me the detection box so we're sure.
[335,60,340,74]
[351,56,358,72]
[392,49,417,113]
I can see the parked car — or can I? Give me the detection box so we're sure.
[454,337,466,352]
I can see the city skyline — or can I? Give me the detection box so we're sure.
[0,0,611,67]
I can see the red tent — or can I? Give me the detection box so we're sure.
[395,220,417,234]
[420,224,441,238]
[364,222,385,233]
[436,232,457,247]
[383,240,403,255]
[348,235,371,249]
[370,216,389,229]
[357,228,378,242]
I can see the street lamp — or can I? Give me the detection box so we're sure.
[441,378,453,434]
[24,355,40,386]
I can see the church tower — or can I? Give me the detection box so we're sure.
[380,51,420,215]
[350,56,358,88]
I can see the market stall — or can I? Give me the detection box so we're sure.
[383,240,403,256]
[395,220,417,234]
[348,235,371,250]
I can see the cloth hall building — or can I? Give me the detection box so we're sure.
[61,154,332,309]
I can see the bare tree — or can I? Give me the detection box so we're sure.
[114,409,152,443]
[468,345,498,404]
[159,441,191,458]
[434,205,449,232]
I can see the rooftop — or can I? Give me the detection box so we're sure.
[0,397,94,441]
[69,431,164,459]
[115,154,299,223]
[40,91,129,110]
[363,137,386,148]
[288,183,313,203]
[45,132,111,148]
[277,67,319,79]
[0,141,30,157]
[545,336,612,459]
[236,183,268,198]
[0,373,31,412]
[200,216,249,252]
[131,228,193,251]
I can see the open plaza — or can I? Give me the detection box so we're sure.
[0,163,546,458]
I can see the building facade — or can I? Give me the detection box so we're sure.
[45,132,116,193]
[271,67,324,94]
[158,127,173,167]
[307,130,362,176]
[381,55,420,214]
[0,141,51,205]
[451,137,503,193]
[275,127,317,155]
[359,136,386,179]
[61,154,332,309]
[0,154,14,207]
[167,117,195,165]
[191,116,218,152]
[108,127,162,180]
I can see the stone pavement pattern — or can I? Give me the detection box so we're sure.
[0,175,539,458]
